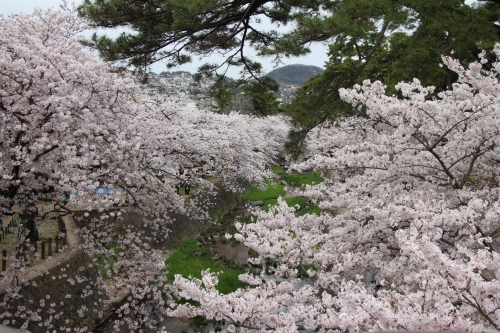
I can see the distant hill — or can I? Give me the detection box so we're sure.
[266,64,324,85]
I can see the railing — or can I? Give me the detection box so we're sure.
[2,236,67,271]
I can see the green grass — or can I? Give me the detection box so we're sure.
[0,219,59,245]
[262,197,322,216]
[272,165,287,176]
[297,205,322,216]
[262,197,308,212]
[0,228,16,246]
[37,219,59,239]
[165,239,247,294]
[240,180,285,201]
[272,166,324,187]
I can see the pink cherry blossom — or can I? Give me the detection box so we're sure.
[171,49,500,332]
[0,6,288,332]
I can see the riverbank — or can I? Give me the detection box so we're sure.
[94,167,329,333]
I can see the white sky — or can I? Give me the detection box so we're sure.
[0,0,330,77]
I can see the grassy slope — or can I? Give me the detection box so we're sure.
[272,166,324,187]
[165,239,247,294]
[240,180,285,201]
[164,166,324,297]
[262,197,307,212]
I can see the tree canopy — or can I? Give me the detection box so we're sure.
[78,0,500,157]
[170,50,500,333]
[285,0,500,157]
[78,0,330,78]
[0,7,289,331]
[5,2,500,332]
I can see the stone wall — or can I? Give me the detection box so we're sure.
[0,251,110,333]
[73,178,250,249]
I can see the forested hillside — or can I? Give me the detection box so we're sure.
[266,64,324,85]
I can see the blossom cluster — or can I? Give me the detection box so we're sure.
[170,51,500,331]
[0,6,288,332]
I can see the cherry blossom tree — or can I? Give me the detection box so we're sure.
[170,51,500,332]
[0,5,288,331]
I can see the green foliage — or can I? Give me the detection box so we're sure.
[242,80,280,116]
[165,239,247,294]
[79,0,329,77]
[79,0,500,157]
[283,59,361,158]
[248,248,259,259]
[284,0,500,158]
[240,180,285,201]
[363,215,375,226]
[361,1,500,94]
[209,86,234,114]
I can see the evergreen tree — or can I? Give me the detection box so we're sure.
[242,78,280,116]
[210,86,235,114]
[78,0,331,78]
[285,0,500,157]
[79,0,500,157]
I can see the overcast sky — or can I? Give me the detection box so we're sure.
[1,0,331,77]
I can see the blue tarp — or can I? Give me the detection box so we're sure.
[69,188,125,195]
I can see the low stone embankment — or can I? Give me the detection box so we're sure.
[1,178,249,332]
[1,251,109,333]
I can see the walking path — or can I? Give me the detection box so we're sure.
[0,212,82,293]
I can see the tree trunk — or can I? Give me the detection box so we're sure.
[23,204,39,243]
